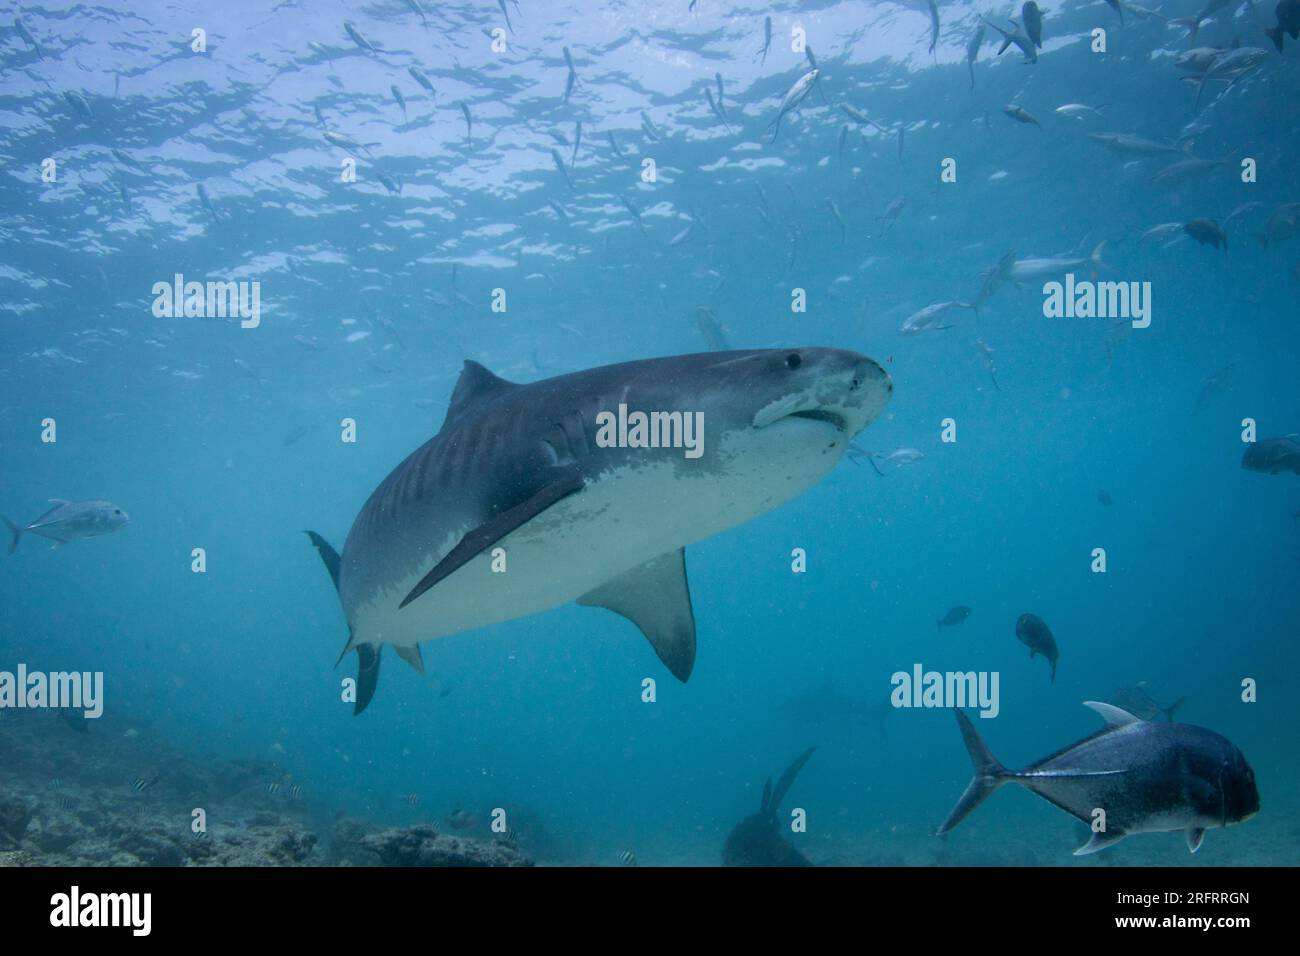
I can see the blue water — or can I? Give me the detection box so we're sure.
[2,1,1297,866]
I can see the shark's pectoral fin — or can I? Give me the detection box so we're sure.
[1074,829,1127,855]
[304,530,342,591]
[393,643,424,674]
[398,470,585,610]
[354,643,382,716]
[1185,827,1206,853]
[578,548,697,682]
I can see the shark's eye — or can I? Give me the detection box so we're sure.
[784,352,801,370]
[114,510,122,515]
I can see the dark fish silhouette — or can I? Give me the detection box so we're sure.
[938,605,972,628]
[1266,0,1300,51]
[1015,613,1058,683]
[937,703,1258,855]
[1184,218,1227,250]
[722,747,816,866]
[1242,436,1300,475]
[1098,490,1113,507]
[779,683,888,728]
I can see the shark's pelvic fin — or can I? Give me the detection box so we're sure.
[399,469,586,609]
[393,643,424,674]
[578,548,697,682]
[354,643,382,716]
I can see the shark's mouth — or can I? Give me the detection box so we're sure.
[753,393,851,432]
[786,408,849,431]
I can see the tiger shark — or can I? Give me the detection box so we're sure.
[307,348,891,714]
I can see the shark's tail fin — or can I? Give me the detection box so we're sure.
[306,530,382,716]
[3,515,23,555]
[937,709,1010,835]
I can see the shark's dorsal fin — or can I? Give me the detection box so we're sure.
[577,549,696,682]
[444,360,516,426]
[769,746,816,814]
[1084,700,1143,727]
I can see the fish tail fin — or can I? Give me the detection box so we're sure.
[307,530,380,714]
[3,515,22,555]
[1090,240,1112,273]
[1164,696,1187,722]
[937,709,1010,835]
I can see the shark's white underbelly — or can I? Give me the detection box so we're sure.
[349,419,844,648]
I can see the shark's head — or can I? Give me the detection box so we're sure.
[742,347,890,437]
[650,347,891,480]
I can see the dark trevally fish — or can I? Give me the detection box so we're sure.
[1186,47,1270,112]
[965,22,985,89]
[984,17,1037,63]
[756,15,772,64]
[878,195,906,234]
[1259,202,1300,248]
[282,424,311,447]
[408,65,435,96]
[1266,0,1300,51]
[1242,436,1300,475]
[15,15,44,59]
[695,307,731,350]
[1108,682,1186,722]
[459,102,472,147]
[974,250,1015,306]
[1009,243,1108,282]
[722,747,816,866]
[1015,613,1058,683]
[766,70,819,143]
[4,500,130,554]
[1021,2,1044,48]
[63,90,94,122]
[344,21,376,53]
[938,605,972,628]
[976,339,1000,392]
[779,682,890,727]
[1151,157,1230,184]
[1088,132,1185,156]
[307,350,891,713]
[1194,363,1235,413]
[938,703,1258,855]
[550,149,574,190]
[1184,217,1227,250]
[1002,104,1039,126]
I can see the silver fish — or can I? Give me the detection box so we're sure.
[4,500,130,554]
